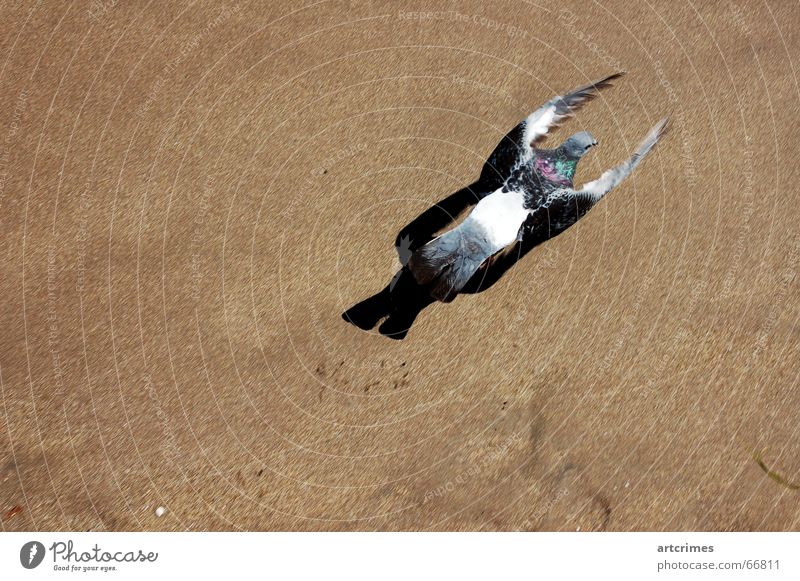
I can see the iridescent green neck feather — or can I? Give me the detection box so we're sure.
[554,158,578,179]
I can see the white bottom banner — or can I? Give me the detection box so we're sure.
[1,532,797,580]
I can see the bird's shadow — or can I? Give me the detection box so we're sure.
[341,179,558,340]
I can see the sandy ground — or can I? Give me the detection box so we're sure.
[1,0,799,531]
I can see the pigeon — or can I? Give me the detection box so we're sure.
[407,74,669,302]
[393,72,625,258]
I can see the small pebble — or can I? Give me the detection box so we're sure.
[155,506,166,517]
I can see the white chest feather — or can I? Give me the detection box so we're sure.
[468,189,530,248]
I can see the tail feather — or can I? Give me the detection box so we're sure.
[408,225,494,302]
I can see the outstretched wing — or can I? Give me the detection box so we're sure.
[517,116,670,241]
[573,116,670,203]
[479,72,625,188]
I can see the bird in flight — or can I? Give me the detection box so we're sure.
[407,72,669,302]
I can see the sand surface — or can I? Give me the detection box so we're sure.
[1,0,799,531]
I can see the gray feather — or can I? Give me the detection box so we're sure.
[577,116,670,200]
[408,222,496,302]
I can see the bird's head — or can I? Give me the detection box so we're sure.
[559,131,598,160]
